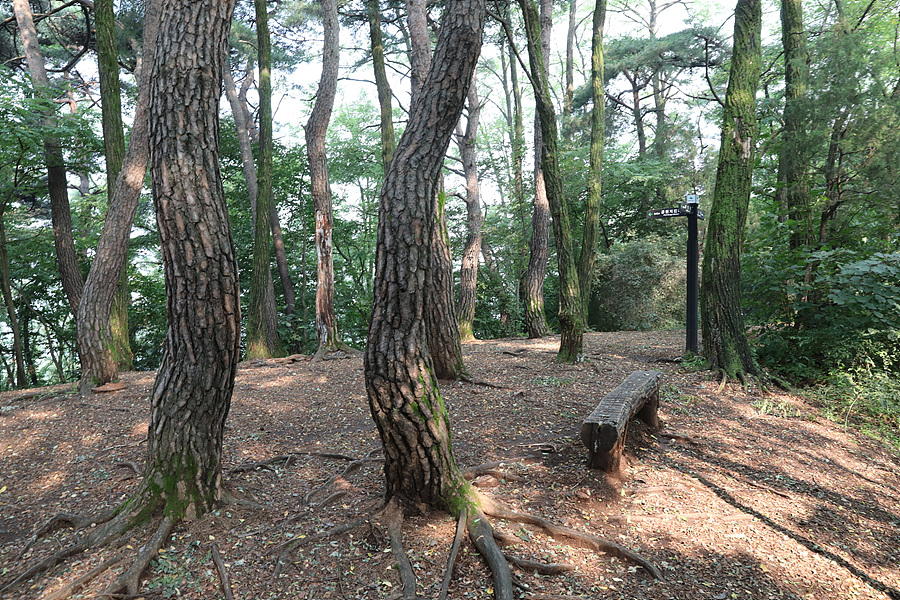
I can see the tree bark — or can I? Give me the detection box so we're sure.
[96,0,134,371]
[456,79,483,342]
[75,0,160,393]
[0,197,27,388]
[523,0,553,339]
[405,0,467,378]
[368,0,396,171]
[577,0,605,315]
[306,0,347,361]
[564,0,577,116]
[365,0,484,510]
[12,0,84,316]
[519,0,585,362]
[246,0,283,359]
[700,0,761,378]
[144,0,240,517]
[776,0,811,249]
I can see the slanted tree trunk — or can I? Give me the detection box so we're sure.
[369,0,396,170]
[75,0,160,393]
[777,0,811,250]
[700,0,761,379]
[522,0,553,339]
[307,0,351,361]
[365,0,485,511]
[456,78,483,341]
[519,0,584,363]
[246,0,283,359]
[144,0,240,516]
[405,0,467,378]
[0,197,27,388]
[577,0,605,315]
[96,0,133,371]
[12,0,83,315]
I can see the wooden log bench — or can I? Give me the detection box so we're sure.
[580,370,662,473]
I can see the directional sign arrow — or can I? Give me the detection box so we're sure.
[647,207,687,219]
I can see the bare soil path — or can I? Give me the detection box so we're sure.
[1,331,898,599]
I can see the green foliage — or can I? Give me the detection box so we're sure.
[814,372,900,451]
[589,235,686,331]
[745,249,900,381]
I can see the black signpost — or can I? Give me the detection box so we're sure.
[647,195,704,354]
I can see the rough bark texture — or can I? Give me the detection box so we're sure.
[0,199,27,388]
[776,0,811,249]
[145,0,239,517]
[306,0,345,360]
[96,0,134,371]
[76,0,160,393]
[520,0,584,363]
[365,0,485,510]
[577,0,605,315]
[246,0,283,359]
[456,80,483,342]
[12,0,84,316]
[368,0,396,171]
[522,0,553,339]
[405,0,467,379]
[564,0,577,116]
[700,0,761,378]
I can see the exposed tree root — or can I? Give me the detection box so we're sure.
[503,554,576,575]
[40,552,126,600]
[99,516,174,598]
[311,342,362,362]
[211,542,235,600]
[715,370,728,394]
[460,456,540,480]
[303,456,383,505]
[476,492,665,581]
[439,508,467,600]
[458,376,511,390]
[383,500,417,600]
[467,505,514,600]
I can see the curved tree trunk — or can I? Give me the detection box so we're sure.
[577,0,605,314]
[246,0,283,359]
[96,0,134,371]
[700,0,761,378]
[405,0,467,378]
[519,0,584,362]
[12,0,83,316]
[522,0,553,339]
[777,0,811,250]
[144,0,240,516]
[75,0,160,393]
[307,0,348,361]
[365,0,485,510]
[456,78,483,342]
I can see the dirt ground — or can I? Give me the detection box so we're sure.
[1,330,899,600]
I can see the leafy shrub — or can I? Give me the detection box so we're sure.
[588,235,686,331]
[745,249,900,381]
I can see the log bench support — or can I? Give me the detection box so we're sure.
[580,370,662,473]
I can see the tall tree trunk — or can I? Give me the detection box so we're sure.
[405,0,466,378]
[481,238,513,330]
[145,0,240,516]
[577,0,605,314]
[96,0,134,371]
[307,0,350,361]
[777,0,811,249]
[519,0,584,363]
[564,0,577,116]
[700,0,762,378]
[246,0,283,359]
[12,0,84,315]
[75,0,161,393]
[365,0,485,511]
[369,0,396,170]
[0,198,27,388]
[523,0,553,339]
[456,78,483,341]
